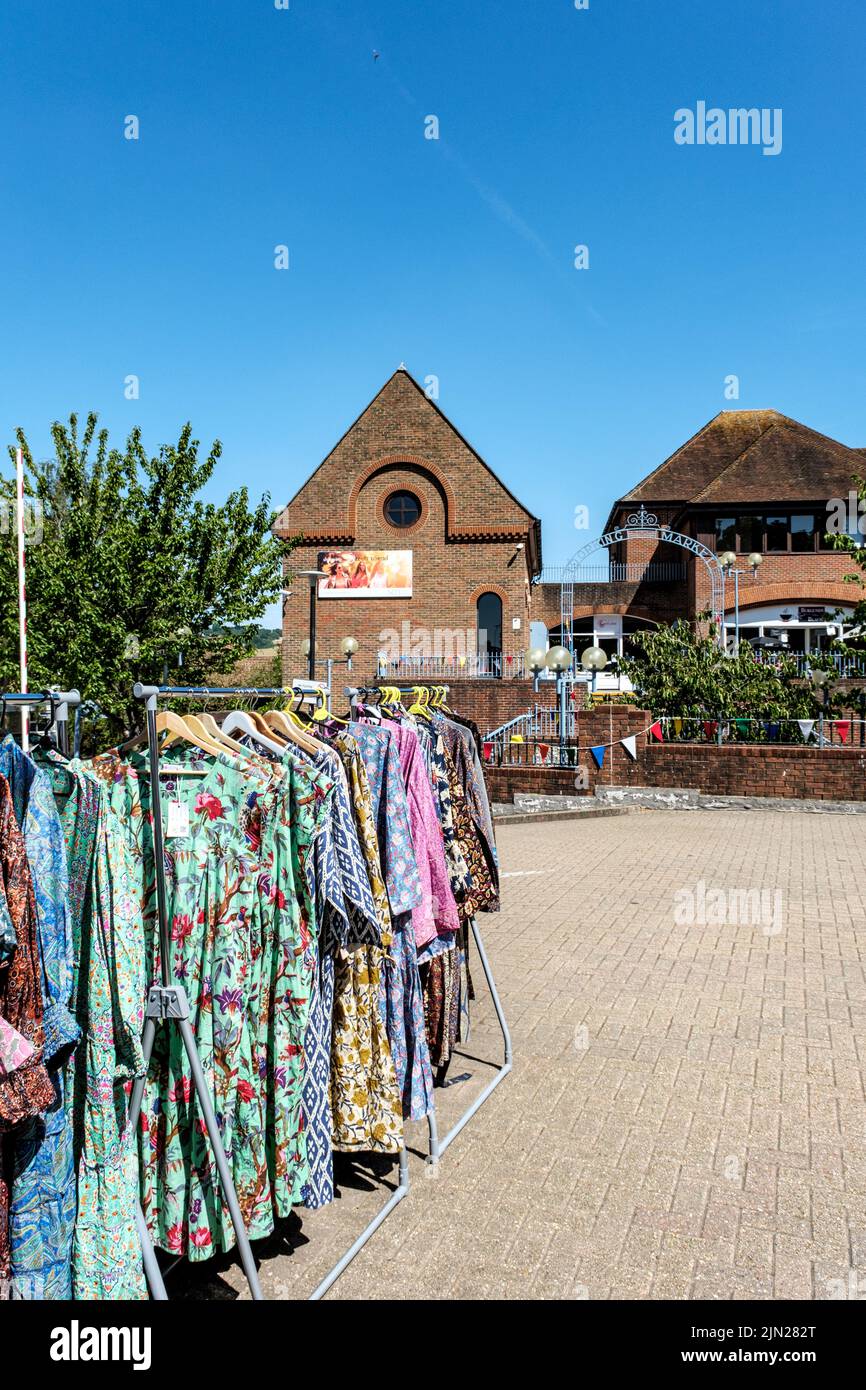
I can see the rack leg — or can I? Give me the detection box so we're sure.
[433,918,513,1160]
[177,1013,264,1301]
[426,1107,440,1163]
[129,998,264,1302]
[308,1144,410,1302]
[136,1199,168,1300]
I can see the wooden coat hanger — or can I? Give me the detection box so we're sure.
[221,709,290,757]
[263,707,323,753]
[191,712,249,756]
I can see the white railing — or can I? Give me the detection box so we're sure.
[751,651,866,679]
[538,562,686,585]
[376,653,526,679]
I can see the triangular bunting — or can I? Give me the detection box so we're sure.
[835,720,851,744]
[797,719,815,742]
[673,718,683,737]
[703,720,718,742]
[590,744,606,769]
[620,735,638,761]
[648,721,664,742]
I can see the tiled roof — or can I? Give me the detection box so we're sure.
[618,410,864,509]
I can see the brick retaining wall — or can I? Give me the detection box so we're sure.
[484,705,866,803]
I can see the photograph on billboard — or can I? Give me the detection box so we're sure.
[317,549,413,598]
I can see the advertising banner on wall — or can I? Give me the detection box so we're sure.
[317,549,413,598]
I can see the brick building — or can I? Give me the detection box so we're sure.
[536,409,865,670]
[273,368,541,682]
[274,380,864,684]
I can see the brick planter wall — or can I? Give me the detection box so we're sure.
[483,705,866,803]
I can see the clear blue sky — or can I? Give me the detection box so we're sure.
[2,1,864,624]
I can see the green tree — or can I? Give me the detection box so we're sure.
[1,413,291,739]
[618,619,819,729]
[828,473,866,646]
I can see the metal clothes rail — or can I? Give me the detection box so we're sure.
[131,682,410,1302]
[346,685,513,1166]
[0,688,80,756]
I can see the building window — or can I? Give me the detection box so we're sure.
[765,515,789,551]
[384,489,421,528]
[715,517,737,552]
[737,516,762,553]
[476,592,503,658]
[790,513,816,551]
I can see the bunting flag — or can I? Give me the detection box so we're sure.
[797,719,815,742]
[673,717,683,737]
[764,721,780,741]
[482,741,493,763]
[620,735,638,760]
[590,744,606,769]
[735,719,749,738]
[648,721,664,742]
[537,742,551,764]
[835,720,851,744]
[703,720,718,742]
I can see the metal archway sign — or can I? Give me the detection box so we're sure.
[559,506,725,649]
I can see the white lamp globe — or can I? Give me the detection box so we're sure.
[545,645,572,673]
[581,645,608,672]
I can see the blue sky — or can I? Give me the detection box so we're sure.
[2,1,864,624]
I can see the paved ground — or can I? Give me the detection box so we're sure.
[177,809,866,1300]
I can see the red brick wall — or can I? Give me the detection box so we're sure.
[484,705,866,802]
[442,678,557,733]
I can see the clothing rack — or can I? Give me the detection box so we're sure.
[0,688,80,757]
[131,683,410,1304]
[345,685,513,1166]
[129,684,265,1302]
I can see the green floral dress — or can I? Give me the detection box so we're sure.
[88,745,331,1260]
[39,753,148,1299]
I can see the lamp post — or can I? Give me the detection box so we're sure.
[526,647,547,693]
[296,570,327,680]
[807,666,833,746]
[544,644,573,757]
[301,635,358,698]
[580,644,608,698]
[720,551,762,656]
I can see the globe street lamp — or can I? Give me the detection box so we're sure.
[302,634,359,699]
[720,551,762,656]
[545,644,572,756]
[580,644,608,698]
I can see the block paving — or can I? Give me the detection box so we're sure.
[190,809,866,1301]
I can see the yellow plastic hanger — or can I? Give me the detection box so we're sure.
[408,685,432,718]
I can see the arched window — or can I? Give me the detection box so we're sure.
[476,592,503,657]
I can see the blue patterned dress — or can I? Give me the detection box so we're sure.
[0,735,79,1300]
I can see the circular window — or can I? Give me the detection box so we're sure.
[384,489,422,528]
